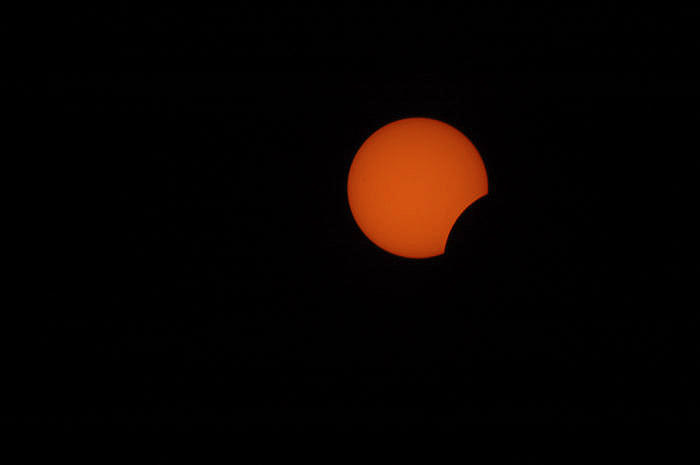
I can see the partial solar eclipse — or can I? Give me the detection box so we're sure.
[347,117,488,259]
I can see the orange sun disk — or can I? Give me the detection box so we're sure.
[347,117,488,258]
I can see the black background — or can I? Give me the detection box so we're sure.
[8,4,700,463]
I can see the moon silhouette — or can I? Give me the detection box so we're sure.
[347,117,488,258]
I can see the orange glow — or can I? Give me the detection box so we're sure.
[347,117,488,258]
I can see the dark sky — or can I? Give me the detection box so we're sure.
[10,5,699,463]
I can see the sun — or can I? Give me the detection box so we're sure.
[347,117,488,258]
